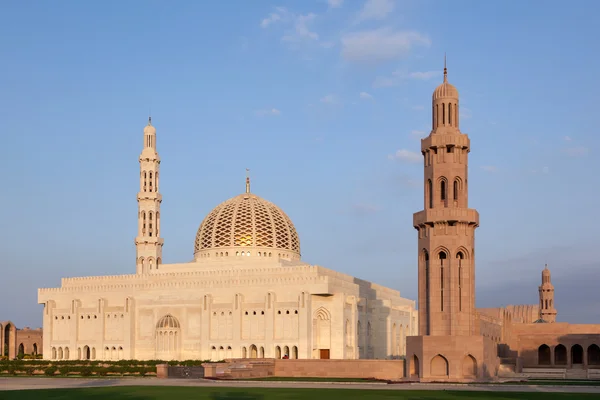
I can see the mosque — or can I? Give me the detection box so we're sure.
[34,118,419,362]
[2,61,598,382]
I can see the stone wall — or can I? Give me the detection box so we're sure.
[273,359,404,381]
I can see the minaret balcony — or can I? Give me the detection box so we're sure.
[413,208,479,228]
[421,133,470,152]
[137,192,163,201]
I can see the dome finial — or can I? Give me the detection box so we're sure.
[443,52,448,83]
[245,168,251,193]
[148,116,152,126]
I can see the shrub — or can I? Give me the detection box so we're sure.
[26,367,35,376]
[58,366,71,376]
[80,367,93,377]
[7,365,17,375]
[96,367,109,376]
[44,366,57,376]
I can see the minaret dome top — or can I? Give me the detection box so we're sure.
[432,56,459,100]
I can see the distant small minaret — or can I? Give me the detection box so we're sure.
[135,117,164,274]
[538,264,557,322]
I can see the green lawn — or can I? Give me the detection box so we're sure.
[0,387,598,400]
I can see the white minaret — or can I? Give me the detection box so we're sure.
[135,117,164,274]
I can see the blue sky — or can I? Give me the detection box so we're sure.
[1,0,598,328]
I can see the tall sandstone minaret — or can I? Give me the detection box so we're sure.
[539,264,557,322]
[413,61,480,337]
[135,117,164,274]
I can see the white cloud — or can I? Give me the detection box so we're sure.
[373,69,439,87]
[320,94,337,104]
[564,135,572,141]
[255,108,281,117]
[388,149,422,163]
[564,146,588,157]
[341,28,431,64]
[358,0,395,21]
[282,13,319,42]
[481,165,497,173]
[260,7,288,28]
[261,8,319,44]
[359,91,374,100]
[328,0,344,8]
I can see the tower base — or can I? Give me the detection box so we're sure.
[405,335,500,382]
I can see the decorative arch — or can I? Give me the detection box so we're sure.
[18,343,24,357]
[588,344,600,365]
[555,344,567,365]
[430,354,449,377]
[313,307,331,352]
[155,314,181,360]
[571,344,583,365]
[437,176,448,205]
[275,346,281,359]
[462,354,477,377]
[453,177,463,202]
[250,344,258,358]
[292,346,298,359]
[538,344,551,365]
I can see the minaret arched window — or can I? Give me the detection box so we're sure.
[143,172,147,192]
[148,212,153,237]
[423,250,430,335]
[427,179,433,208]
[440,180,446,201]
[149,172,153,192]
[435,104,439,128]
[439,252,447,312]
[457,252,464,311]
[142,212,146,236]
[453,179,459,202]
[448,103,452,126]
[442,103,446,125]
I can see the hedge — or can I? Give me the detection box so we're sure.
[0,359,219,377]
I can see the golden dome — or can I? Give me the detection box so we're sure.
[194,191,300,261]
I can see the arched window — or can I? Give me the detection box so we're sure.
[440,180,446,201]
[427,180,433,208]
[439,252,447,312]
[442,103,446,125]
[453,179,459,201]
[457,252,464,311]
[555,344,567,365]
[424,250,430,335]
[448,103,452,126]
[436,104,439,127]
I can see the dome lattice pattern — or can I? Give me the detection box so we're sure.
[194,193,300,260]
[156,314,180,329]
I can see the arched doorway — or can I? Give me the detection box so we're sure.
[588,344,600,365]
[83,345,90,360]
[250,345,258,358]
[554,344,567,365]
[259,347,265,358]
[18,343,24,357]
[241,347,247,358]
[410,355,420,378]
[431,354,449,377]
[275,346,281,359]
[538,344,551,365]
[292,346,298,359]
[571,344,583,365]
[283,346,289,358]
[462,354,477,377]
[32,343,38,355]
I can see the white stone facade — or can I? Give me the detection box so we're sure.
[37,120,418,361]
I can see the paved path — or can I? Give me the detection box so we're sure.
[2,377,600,394]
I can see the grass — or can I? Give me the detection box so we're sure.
[0,387,599,400]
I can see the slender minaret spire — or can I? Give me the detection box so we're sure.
[135,117,164,274]
[539,264,557,322]
[245,168,251,193]
[443,53,448,82]
[414,59,479,336]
